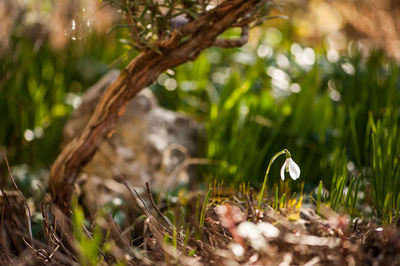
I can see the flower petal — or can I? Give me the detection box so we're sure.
[288,158,300,180]
[280,160,287,181]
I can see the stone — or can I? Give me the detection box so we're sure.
[63,70,201,189]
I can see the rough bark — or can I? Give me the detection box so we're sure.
[49,0,261,212]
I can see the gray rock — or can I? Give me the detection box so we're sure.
[63,70,201,189]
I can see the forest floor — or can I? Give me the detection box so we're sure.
[1,177,400,266]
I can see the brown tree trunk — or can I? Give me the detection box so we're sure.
[49,0,259,212]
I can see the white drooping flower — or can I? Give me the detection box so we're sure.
[280,157,300,181]
[257,148,300,209]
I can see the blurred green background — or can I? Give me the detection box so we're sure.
[1,0,400,222]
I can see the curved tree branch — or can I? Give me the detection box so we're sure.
[49,0,267,213]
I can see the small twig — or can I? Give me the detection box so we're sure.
[119,176,172,239]
[213,26,249,48]
[35,248,50,263]
[40,192,77,261]
[145,183,173,228]
[32,239,79,265]
[166,157,225,189]
[245,193,255,221]
[120,176,151,214]
[0,146,34,250]
[105,214,152,264]
[161,143,190,173]
[49,226,77,262]
[48,244,60,259]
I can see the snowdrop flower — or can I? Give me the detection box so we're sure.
[258,148,300,209]
[280,151,300,180]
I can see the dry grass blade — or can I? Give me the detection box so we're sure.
[103,214,152,265]
[145,182,173,228]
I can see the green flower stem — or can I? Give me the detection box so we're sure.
[257,149,289,210]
